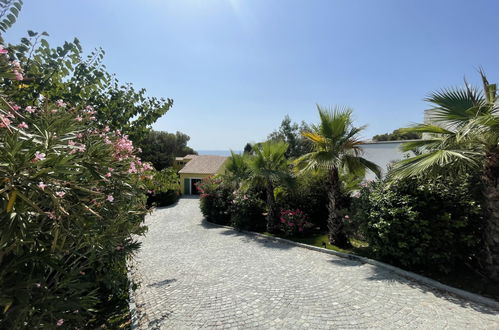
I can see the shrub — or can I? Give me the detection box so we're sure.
[275,172,329,230]
[230,189,266,231]
[197,176,232,225]
[143,167,180,207]
[352,174,484,273]
[279,209,312,237]
[0,54,149,326]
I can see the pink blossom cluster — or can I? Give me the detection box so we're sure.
[280,209,310,235]
[0,45,24,81]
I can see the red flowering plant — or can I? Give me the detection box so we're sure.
[279,209,312,237]
[197,176,232,225]
[0,49,151,327]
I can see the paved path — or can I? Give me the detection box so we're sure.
[130,198,499,329]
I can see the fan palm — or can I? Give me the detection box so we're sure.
[247,140,291,233]
[391,71,499,281]
[296,106,381,247]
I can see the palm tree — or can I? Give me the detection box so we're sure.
[391,71,499,281]
[296,106,381,247]
[247,140,290,233]
[224,151,251,188]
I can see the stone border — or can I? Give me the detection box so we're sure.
[206,220,499,310]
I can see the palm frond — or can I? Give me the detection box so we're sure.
[390,149,481,179]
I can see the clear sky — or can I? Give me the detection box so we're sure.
[5,0,499,150]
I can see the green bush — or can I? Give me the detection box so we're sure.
[0,50,149,326]
[143,167,180,207]
[230,189,266,231]
[275,172,329,230]
[198,176,232,225]
[352,175,484,273]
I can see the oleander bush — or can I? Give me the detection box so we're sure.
[198,176,232,225]
[0,43,152,327]
[352,174,484,273]
[229,189,266,231]
[279,209,313,237]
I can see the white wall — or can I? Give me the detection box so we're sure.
[360,142,413,180]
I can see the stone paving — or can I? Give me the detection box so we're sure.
[130,198,499,329]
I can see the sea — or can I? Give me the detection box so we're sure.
[197,150,242,156]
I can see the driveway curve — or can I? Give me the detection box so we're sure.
[130,198,499,329]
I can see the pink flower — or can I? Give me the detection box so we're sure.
[14,71,23,81]
[68,140,76,146]
[38,182,47,191]
[89,116,96,121]
[344,215,350,219]
[106,195,114,202]
[33,151,46,162]
[0,115,11,128]
[56,100,67,108]
[17,122,28,129]
[108,167,114,172]
[6,112,14,118]
[55,191,65,198]
[56,319,64,327]
[11,104,20,111]
[0,45,8,54]
[105,172,112,178]
[11,61,21,70]
[76,133,84,139]
[75,116,83,122]
[103,126,110,132]
[25,106,36,113]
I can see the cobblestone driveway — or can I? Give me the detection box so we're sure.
[130,198,499,329]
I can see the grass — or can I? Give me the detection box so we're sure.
[260,231,499,302]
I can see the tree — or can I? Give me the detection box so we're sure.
[1,31,172,141]
[268,115,311,158]
[224,151,251,187]
[137,130,196,170]
[391,71,499,281]
[296,105,381,247]
[372,129,421,141]
[247,141,291,233]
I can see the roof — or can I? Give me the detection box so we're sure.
[176,154,198,161]
[178,155,227,174]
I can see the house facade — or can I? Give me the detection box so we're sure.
[177,155,228,195]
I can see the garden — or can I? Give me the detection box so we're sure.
[1,0,499,328]
[198,80,499,300]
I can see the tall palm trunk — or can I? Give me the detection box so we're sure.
[266,182,278,233]
[483,151,499,282]
[327,168,349,247]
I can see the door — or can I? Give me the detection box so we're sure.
[183,178,190,195]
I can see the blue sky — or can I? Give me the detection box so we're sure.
[5,0,499,150]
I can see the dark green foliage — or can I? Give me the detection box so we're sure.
[198,177,233,225]
[143,168,180,207]
[0,101,148,328]
[267,115,311,159]
[275,172,329,230]
[0,1,23,34]
[138,130,196,170]
[2,31,173,140]
[230,189,266,231]
[372,128,421,141]
[147,190,179,207]
[352,174,484,273]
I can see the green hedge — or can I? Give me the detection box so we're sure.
[352,175,484,273]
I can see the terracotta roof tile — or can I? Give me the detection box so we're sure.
[178,155,227,174]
